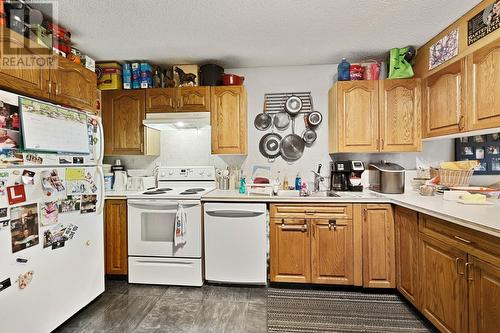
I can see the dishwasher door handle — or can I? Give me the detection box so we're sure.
[205,210,265,218]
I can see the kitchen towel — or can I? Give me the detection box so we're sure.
[174,203,187,247]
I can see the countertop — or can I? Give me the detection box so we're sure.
[202,189,500,238]
[105,190,139,199]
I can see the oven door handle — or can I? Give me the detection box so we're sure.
[205,210,264,218]
[128,200,199,211]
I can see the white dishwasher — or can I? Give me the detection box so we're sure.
[204,202,267,285]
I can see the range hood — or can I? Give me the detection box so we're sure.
[143,112,211,130]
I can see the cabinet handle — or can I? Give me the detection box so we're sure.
[329,219,337,231]
[363,208,367,222]
[380,138,384,149]
[465,262,474,281]
[454,235,472,244]
[281,223,308,232]
[305,210,316,215]
[456,257,465,276]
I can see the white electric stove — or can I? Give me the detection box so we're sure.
[127,166,215,286]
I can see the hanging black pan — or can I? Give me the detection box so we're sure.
[259,132,282,161]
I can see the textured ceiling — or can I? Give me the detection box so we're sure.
[36,0,481,67]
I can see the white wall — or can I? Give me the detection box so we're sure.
[105,63,498,187]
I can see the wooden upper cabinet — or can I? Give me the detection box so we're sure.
[468,256,500,333]
[467,39,500,130]
[336,81,379,152]
[105,199,128,275]
[0,28,50,99]
[379,79,421,152]
[50,56,96,111]
[362,204,395,288]
[270,218,310,283]
[311,218,354,285]
[145,88,176,112]
[419,234,468,333]
[178,86,211,112]
[102,90,145,155]
[395,207,419,307]
[211,86,247,154]
[422,59,466,138]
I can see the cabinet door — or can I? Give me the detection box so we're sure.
[362,204,395,288]
[395,207,419,307]
[311,218,353,285]
[422,60,466,138]
[379,79,421,152]
[145,88,176,112]
[50,56,96,111]
[420,234,468,333]
[178,86,211,112]
[0,28,50,98]
[467,39,500,130]
[102,90,145,155]
[270,218,310,283]
[468,256,500,333]
[336,81,379,152]
[211,86,247,154]
[105,199,127,275]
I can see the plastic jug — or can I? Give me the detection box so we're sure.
[337,58,350,81]
[113,171,127,191]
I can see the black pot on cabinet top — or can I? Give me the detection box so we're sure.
[200,64,224,86]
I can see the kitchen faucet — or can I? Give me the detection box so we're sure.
[312,164,324,192]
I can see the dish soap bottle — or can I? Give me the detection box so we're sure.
[239,176,246,194]
[295,172,301,190]
[282,175,289,190]
[338,58,350,81]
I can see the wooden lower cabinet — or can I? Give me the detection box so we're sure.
[361,204,395,288]
[270,218,310,283]
[468,256,500,333]
[395,206,419,307]
[311,218,354,285]
[104,199,128,275]
[419,234,468,333]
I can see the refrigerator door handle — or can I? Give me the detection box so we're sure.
[97,117,105,165]
[96,166,105,215]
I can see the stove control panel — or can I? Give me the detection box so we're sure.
[158,166,215,181]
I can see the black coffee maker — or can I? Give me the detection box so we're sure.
[330,160,365,192]
[330,161,350,191]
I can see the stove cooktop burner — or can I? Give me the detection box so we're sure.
[179,191,198,195]
[142,188,173,195]
[185,188,205,192]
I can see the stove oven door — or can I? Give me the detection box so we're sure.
[127,199,201,258]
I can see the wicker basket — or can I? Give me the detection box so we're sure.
[438,168,474,187]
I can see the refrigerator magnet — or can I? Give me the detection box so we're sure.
[21,170,35,185]
[7,184,26,205]
[0,207,9,229]
[0,277,12,292]
[16,270,34,289]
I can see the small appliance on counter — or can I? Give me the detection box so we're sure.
[368,162,405,194]
[330,160,365,191]
[126,176,156,191]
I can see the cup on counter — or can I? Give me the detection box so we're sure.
[419,184,436,196]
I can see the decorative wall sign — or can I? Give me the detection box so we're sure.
[429,29,459,70]
[468,0,500,45]
[455,132,500,175]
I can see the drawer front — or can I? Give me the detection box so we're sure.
[419,214,500,264]
[128,257,202,286]
[270,204,352,219]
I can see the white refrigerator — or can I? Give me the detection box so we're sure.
[0,90,105,333]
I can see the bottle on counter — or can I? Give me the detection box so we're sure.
[239,176,246,194]
[274,171,281,195]
[282,175,289,190]
[295,172,301,190]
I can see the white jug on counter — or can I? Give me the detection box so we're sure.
[113,171,128,191]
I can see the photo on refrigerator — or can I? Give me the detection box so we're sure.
[10,203,40,253]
